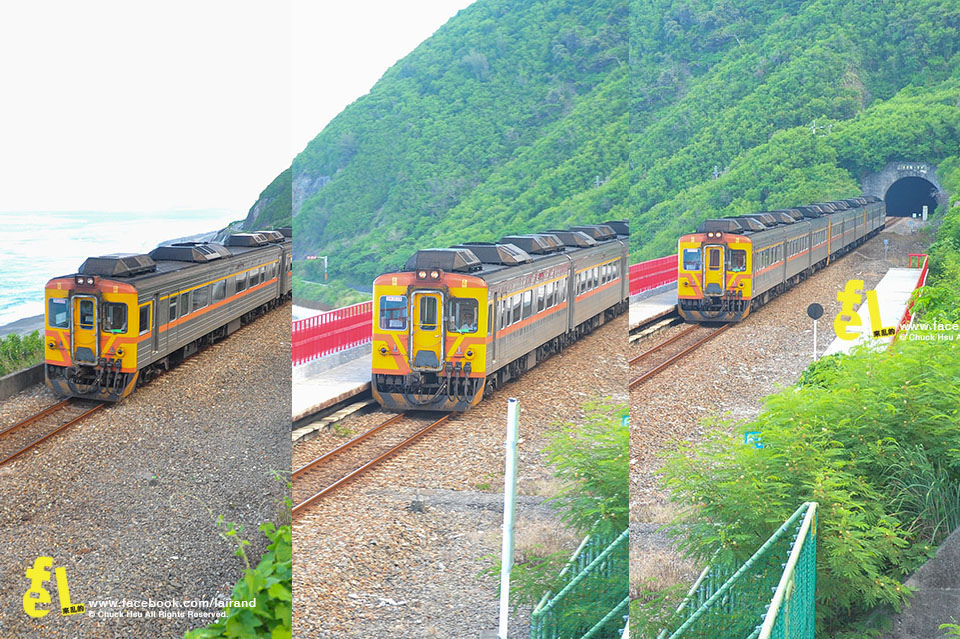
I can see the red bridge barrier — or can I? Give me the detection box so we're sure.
[892,254,929,343]
[629,255,677,296]
[293,301,372,366]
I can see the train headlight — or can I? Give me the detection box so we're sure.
[47,340,56,349]
[379,345,388,355]
[117,348,125,356]
[417,270,428,280]
[465,349,475,359]
[430,270,440,280]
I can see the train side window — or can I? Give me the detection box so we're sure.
[536,285,545,312]
[682,248,701,271]
[561,277,567,302]
[138,303,151,335]
[48,298,68,328]
[193,285,210,312]
[512,295,521,324]
[487,303,493,336]
[102,302,127,333]
[179,292,191,317]
[236,272,247,292]
[379,295,407,330]
[212,280,226,303]
[546,281,555,308]
[448,297,478,333]
[169,296,178,322]
[522,290,533,319]
[592,266,599,288]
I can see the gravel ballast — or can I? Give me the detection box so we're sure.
[0,306,291,638]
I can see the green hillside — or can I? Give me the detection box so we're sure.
[629,0,960,260]
[252,0,628,289]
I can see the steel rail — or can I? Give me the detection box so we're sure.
[629,324,730,389]
[0,402,104,467]
[292,413,404,480]
[293,412,457,517]
[628,324,701,366]
[0,399,71,439]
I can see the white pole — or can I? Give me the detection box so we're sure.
[498,398,520,639]
[813,318,817,360]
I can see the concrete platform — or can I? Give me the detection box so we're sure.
[629,283,678,331]
[822,267,922,357]
[292,351,371,422]
[884,525,960,638]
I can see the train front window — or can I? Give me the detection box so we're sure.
[48,298,68,328]
[727,249,747,273]
[447,297,478,333]
[102,302,127,333]
[419,296,438,331]
[79,300,95,329]
[707,248,722,270]
[379,295,408,331]
[682,248,701,271]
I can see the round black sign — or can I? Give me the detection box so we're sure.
[807,303,824,320]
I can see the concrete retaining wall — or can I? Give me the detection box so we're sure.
[0,364,44,402]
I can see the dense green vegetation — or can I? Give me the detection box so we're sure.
[243,168,292,231]
[654,336,960,636]
[252,0,628,288]
[920,156,960,321]
[0,331,43,376]
[629,0,960,260]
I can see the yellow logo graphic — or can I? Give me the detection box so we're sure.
[23,557,85,618]
[835,279,894,340]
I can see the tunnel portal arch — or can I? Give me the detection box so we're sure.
[861,161,948,217]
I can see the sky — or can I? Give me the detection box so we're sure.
[0,0,472,215]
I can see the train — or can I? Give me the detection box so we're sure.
[370,222,629,412]
[677,196,885,322]
[44,228,292,401]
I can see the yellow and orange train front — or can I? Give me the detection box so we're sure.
[677,232,754,322]
[371,269,488,411]
[44,275,142,400]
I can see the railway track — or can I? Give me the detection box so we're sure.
[292,412,457,517]
[0,399,104,467]
[629,324,730,390]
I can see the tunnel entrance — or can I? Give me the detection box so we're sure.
[884,176,939,217]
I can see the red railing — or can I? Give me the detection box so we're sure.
[892,254,929,342]
[629,255,678,296]
[292,301,372,365]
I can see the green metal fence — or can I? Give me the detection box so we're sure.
[657,502,818,639]
[531,527,629,639]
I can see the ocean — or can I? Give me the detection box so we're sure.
[0,210,241,330]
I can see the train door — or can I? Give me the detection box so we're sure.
[71,295,98,364]
[702,245,725,295]
[410,291,444,371]
[491,292,498,362]
[153,295,160,353]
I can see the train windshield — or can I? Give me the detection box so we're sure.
[448,297,479,333]
[682,248,701,270]
[727,249,747,272]
[379,295,408,330]
[48,298,68,328]
[102,302,128,333]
